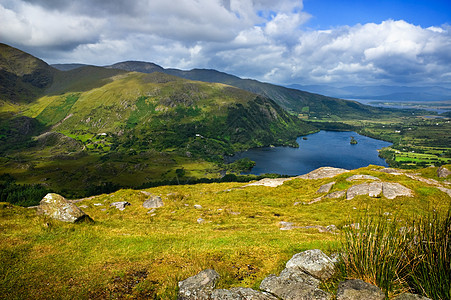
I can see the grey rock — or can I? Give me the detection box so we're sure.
[437,166,451,178]
[212,287,277,300]
[279,221,297,230]
[260,270,331,300]
[285,249,335,280]
[316,182,335,194]
[244,178,293,187]
[336,279,385,300]
[142,195,164,209]
[368,182,383,197]
[178,269,220,300]
[194,204,203,209]
[346,175,380,181]
[376,168,403,175]
[326,190,346,199]
[392,293,432,300]
[37,193,92,223]
[110,201,130,211]
[382,182,413,199]
[297,167,349,179]
[197,218,205,224]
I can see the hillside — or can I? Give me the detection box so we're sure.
[0,44,315,196]
[1,165,450,299]
[107,61,413,119]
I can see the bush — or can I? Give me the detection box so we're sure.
[342,209,450,299]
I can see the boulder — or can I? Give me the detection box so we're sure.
[178,269,219,300]
[37,193,92,223]
[392,293,432,300]
[142,195,164,209]
[245,178,293,187]
[346,182,412,200]
[326,190,346,199]
[194,204,202,209]
[110,201,130,211]
[437,166,451,178]
[211,287,277,300]
[298,167,349,179]
[260,268,331,300]
[316,182,335,194]
[336,279,385,300]
[285,249,335,281]
[279,221,297,230]
[346,175,380,181]
[382,182,412,199]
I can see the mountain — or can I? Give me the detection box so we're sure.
[289,84,451,101]
[107,61,408,119]
[51,63,88,71]
[0,44,315,196]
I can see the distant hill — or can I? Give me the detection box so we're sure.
[106,61,410,119]
[51,63,88,71]
[289,84,451,101]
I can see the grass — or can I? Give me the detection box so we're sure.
[0,165,450,299]
[341,208,450,299]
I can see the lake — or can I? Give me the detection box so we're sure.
[229,131,392,175]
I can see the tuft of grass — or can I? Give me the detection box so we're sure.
[342,208,450,299]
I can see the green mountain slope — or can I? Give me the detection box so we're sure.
[108,61,406,119]
[0,44,315,196]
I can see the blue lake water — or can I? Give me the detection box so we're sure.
[229,131,392,175]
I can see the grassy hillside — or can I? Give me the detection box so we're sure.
[107,61,416,120]
[0,165,449,299]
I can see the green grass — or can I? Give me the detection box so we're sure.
[0,166,450,298]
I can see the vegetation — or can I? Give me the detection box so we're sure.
[342,208,450,299]
[0,165,449,299]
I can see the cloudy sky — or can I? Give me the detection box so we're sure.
[1,0,450,87]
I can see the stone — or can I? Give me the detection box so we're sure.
[194,204,202,209]
[326,190,346,199]
[368,182,383,197]
[437,166,451,178]
[392,293,432,300]
[316,182,335,194]
[260,268,331,300]
[37,193,92,223]
[178,269,219,300]
[297,167,349,179]
[211,287,277,300]
[336,279,385,300]
[382,182,413,199]
[346,175,380,181]
[110,201,130,211]
[142,195,164,209]
[376,168,403,175]
[279,221,297,230]
[245,178,293,187]
[285,249,335,280]
[197,218,205,224]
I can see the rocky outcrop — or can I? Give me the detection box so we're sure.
[336,279,385,300]
[392,293,432,300]
[285,249,335,281]
[346,175,380,181]
[245,178,293,187]
[437,166,451,178]
[297,167,349,179]
[142,195,164,209]
[212,287,277,299]
[110,201,130,211]
[316,182,335,194]
[178,269,219,300]
[346,182,412,200]
[37,193,92,223]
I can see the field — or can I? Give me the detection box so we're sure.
[1,165,449,299]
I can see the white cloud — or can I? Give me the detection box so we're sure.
[0,0,450,87]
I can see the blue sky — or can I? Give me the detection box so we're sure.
[1,0,450,87]
[304,0,451,29]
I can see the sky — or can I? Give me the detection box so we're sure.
[1,0,451,87]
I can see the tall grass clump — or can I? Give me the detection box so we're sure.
[342,208,450,299]
[406,209,450,300]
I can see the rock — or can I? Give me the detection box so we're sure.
[297,167,349,179]
[382,182,413,199]
[194,204,202,209]
[37,193,92,223]
[326,190,346,199]
[392,293,432,300]
[336,279,385,300]
[279,221,297,230]
[140,190,152,196]
[178,269,219,300]
[142,195,164,209]
[437,166,451,178]
[212,287,277,300]
[245,178,293,187]
[376,168,403,175]
[260,268,331,300]
[316,182,335,194]
[197,218,205,224]
[346,175,380,181]
[285,249,335,280]
[110,201,130,211]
